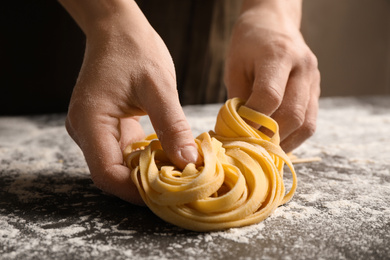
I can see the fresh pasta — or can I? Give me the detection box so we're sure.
[124,98,297,231]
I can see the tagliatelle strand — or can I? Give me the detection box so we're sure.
[124,98,297,232]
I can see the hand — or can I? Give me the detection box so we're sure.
[224,0,321,153]
[61,0,198,204]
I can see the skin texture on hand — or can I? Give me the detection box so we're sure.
[59,0,319,205]
[225,0,321,153]
[59,0,198,204]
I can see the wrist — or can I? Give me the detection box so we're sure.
[240,0,302,28]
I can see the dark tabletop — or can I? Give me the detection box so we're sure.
[1,96,389,260]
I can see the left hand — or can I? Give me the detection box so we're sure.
[224,0,321,153]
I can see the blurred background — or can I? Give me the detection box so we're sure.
[0,0,389,115]
[301,0,390,97]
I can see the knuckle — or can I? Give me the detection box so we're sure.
[270,36,291,51]
[168,118,189,132]
[143,61,176,86]
[301,51,318,71]
[255,85,284,109]
[157,118,192,144]
[138,70,177,103]
[268,40,293,63]
[170,119,192,137]
[289,107,306,128]
[301,119,317,138]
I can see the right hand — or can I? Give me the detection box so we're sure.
[224,0,320,153]
[61,0,199,204]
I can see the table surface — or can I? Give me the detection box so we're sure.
[1,96,389,260]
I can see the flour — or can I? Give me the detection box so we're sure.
[1,97,390,260]
[34,224,87,238]
[298,191,324,203]
[209,222,265,243]
[0,218,20,240]
[269,201,321,221]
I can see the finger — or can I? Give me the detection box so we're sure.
[143,90,199,169]
[280,72,321,152]
[271,67,312,141]
[245,60,291,116]
[224,58,252,100]
[242,61,290,132]
[71,112,144,205]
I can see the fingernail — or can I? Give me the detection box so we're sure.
[180,146,199,164]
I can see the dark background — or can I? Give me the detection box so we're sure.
[0,0,234,116]
[1,0,389,115]
[0,1,85,115]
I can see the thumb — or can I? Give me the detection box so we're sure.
[145,95,199,169]
[66,110,144,205]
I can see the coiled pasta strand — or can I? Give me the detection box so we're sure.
[124,98,297,231]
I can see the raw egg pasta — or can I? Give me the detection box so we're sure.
[124,98,297,231]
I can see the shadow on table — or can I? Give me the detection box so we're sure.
[0,171,194,236]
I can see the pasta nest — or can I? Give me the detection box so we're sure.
[124,98,297,231]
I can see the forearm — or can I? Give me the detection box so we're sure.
[240,0,303,28]
[58,0,150,38]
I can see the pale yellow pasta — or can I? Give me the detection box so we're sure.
[124,98,297,232]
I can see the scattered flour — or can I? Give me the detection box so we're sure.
[210,222,266,243]
[269,201,321,221]
[0,218,20,240]
[1,98,390,259]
